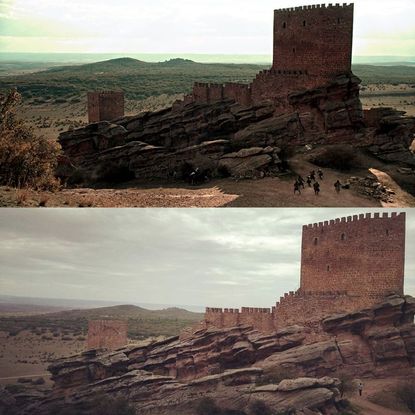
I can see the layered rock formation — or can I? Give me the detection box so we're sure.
[13,295,415,415]
[57,74,415,184]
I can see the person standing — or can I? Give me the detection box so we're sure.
[334,180,341,194]
[294,181,301,195]
[313,181,320,196]
[357,381,364,397]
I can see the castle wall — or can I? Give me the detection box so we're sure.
[200,212,406,335]
[205,307,275,333]
[87,91,125,123]
[87,320,128,350]
[273,4,354,78]
[87,92,100,123]
[273,291,378,328]
[300,212,405,297]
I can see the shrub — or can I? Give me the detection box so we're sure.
[32,377,46,385]
[0,89,61,189]
[250,400,273,415]
[310,145,357,171]
[46,395,137,415]
[256,367,296,386]
[96,163,135,183]
[395,381,415,413]
[196,398,222,415]
[335,372,354,398]
[217,164,231,178]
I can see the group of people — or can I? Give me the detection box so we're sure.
[294,169,323,196]
[294,169,344,196]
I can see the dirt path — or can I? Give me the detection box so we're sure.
[347,377,413,415]
[1,153,414,207]
[351,397,409,415]
[370,168,415,207]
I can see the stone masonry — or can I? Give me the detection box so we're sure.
[87,91,125,123]
[87,320,128,350]
[203,212,406,333]
[187,3,355,110]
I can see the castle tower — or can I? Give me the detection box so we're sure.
[87,320,128,350]
[87,91,125,124]
[273,3,354,78]
[300,212,406,298]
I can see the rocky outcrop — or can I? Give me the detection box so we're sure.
[16,295,415,415]
[362,107,415,166]
[57,74,415,184]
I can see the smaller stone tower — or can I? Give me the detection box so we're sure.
[87,320,128,350]
[87,91,124,123]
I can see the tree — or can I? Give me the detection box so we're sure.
[0,89,61,189]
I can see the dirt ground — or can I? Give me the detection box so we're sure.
[360,83,415,117]
[0,330,85,385]
[349,375,415,415]
[1,150,414,208]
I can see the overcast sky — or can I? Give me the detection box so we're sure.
[0,0,414,56]
[0,208,414,309]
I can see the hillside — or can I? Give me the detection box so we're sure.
[0,58,266,101]
[0,304,203,340]
[2,57,414,102]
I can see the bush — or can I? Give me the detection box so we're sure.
[256,367,296,386]
[250,400,273,415]
[32,377,46,385]
[310,145,357,171]
[196,398,222,415]
[395,381,415,413]
[96,163,135,183]
[217,164,231,178]
[46,395,137,415]
[0,89,60,189]
[335,372,354,398]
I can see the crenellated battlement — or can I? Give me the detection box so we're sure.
[302,211,405,231]
[200,211,406,335]
[275,3,353,13]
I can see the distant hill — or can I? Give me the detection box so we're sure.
[1,57,414,101]
[46,304,203,321]
[0,57,268,100]
[0,304,203,340]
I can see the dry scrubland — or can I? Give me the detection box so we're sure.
[0,60,414,208]
[0,304,202,384]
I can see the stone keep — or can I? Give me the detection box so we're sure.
[87,91,124,123]
[87,320,128,350]
[203,212,406,333]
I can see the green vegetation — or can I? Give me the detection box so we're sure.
[395,380,415,413]
[46,395,137,415]
[0,58,266,101]
[0,89,60,189]
[353,64,415,85]
[0,304,203,340]
[196,398,293,415]
[255,367,296,386]
[2,57,413,103]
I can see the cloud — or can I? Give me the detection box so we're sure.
[0,0,413,54]
[0,208,413,308]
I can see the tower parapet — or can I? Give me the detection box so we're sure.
[200,212,406,335]
[273,3,354,78]
[300,212,405,297]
